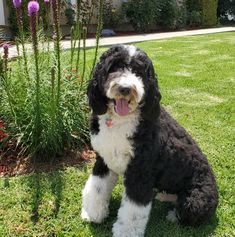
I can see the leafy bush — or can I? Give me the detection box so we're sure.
[103,0,124,28]
[186,0,219,26]
[186,0,202,26]
[200,0,219,26]
[0,0,104,158]
[123,0,187,32]
[217,0,235,23]
[123,0,156,32]
[155,0,187,30]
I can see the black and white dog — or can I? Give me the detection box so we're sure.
[81,45,218,237]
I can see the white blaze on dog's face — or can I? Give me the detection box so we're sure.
[105,69,145,116]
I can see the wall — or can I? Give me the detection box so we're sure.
[0,0,5,26]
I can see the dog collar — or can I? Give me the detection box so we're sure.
[106,118,113,128]
[106,111,113,128]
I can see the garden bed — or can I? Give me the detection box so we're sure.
[0,141,95,177]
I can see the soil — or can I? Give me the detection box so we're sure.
[0,140,96,177]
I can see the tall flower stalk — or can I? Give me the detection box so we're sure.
[90,0,104,78]
[28,1,41,154]
[70,0,82,72]
[1,44,17,126]
[52,0,62,109]
[80,27,87,92]
[2,44,9,75]
[13,0,29,80]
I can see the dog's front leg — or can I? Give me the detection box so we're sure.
[112,161,154,237]
[81,156,118,223]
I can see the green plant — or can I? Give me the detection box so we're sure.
[0,0,104,158]
[103,0,124,28]
[123,0,156,32]
[0,33,235,237]
[187,10,202,26]
[65,7,76,26]
[200,0,219,26]
[6,0,48,36]
[217,0,235,24]
[155,0,187,30]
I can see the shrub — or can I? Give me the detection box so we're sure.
[186,0,202,26]
[186,0,219,26]
[217,0,235,24]
[103,0,124,28]
[155,0,187,30]
[0,0,104,158]
[200,0,219,26]
[123,0,156,32]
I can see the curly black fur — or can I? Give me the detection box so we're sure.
[87,45,218,226]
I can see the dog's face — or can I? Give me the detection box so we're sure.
[105,69,144,116]
[88,45,161,120]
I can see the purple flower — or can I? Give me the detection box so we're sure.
[12,0,22,9]
[2,44,10,51]
[2,44,10,58]
[28,1,40,16]
[44,0,50,3]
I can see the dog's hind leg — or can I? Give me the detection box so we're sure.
[175,186,218,226]
[81,156,118,223]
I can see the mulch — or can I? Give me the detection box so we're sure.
[0,144,96,177]
[0,138,96,178]
[0,118,96,177]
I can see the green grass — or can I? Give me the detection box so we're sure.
[0,32,235,236]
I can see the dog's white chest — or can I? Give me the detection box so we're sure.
[91,113,139,175]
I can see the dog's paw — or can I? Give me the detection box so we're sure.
[112,221,144,237]
[81,206,108,223]
[166,209,178,223]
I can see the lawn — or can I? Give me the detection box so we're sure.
[0,32,234,237]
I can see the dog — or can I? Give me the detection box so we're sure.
[81,45,218,237]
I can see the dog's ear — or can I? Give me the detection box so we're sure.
[87,62,108,115]
[87,45,128,115]
[141,60,161,122]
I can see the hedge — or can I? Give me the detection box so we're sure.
[200,0,219,26]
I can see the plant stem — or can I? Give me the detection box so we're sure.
[52,0,62,109]
[30,10,41,154]
[90,0,104,78]
[75,22,82,72]
[80,27,87,92]
[16,9,30,81]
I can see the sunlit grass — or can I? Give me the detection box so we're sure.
[0,32,235,236]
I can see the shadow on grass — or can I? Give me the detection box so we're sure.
[26,169,64,223]
[88,198,218,237]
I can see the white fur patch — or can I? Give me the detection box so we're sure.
[91,111,140,175]
[166,209,178,223]
[125,45,137,58]
[112,193,152,237]
[81,172,118,223]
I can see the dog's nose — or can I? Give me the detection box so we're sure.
[118,86,131,96]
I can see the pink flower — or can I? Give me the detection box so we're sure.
[44,0,50,3]
[28,1,40,16]
[12,0,22,9]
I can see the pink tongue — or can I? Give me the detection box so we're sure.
[115,99,129,116]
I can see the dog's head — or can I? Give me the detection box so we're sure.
[87,45,161,121]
